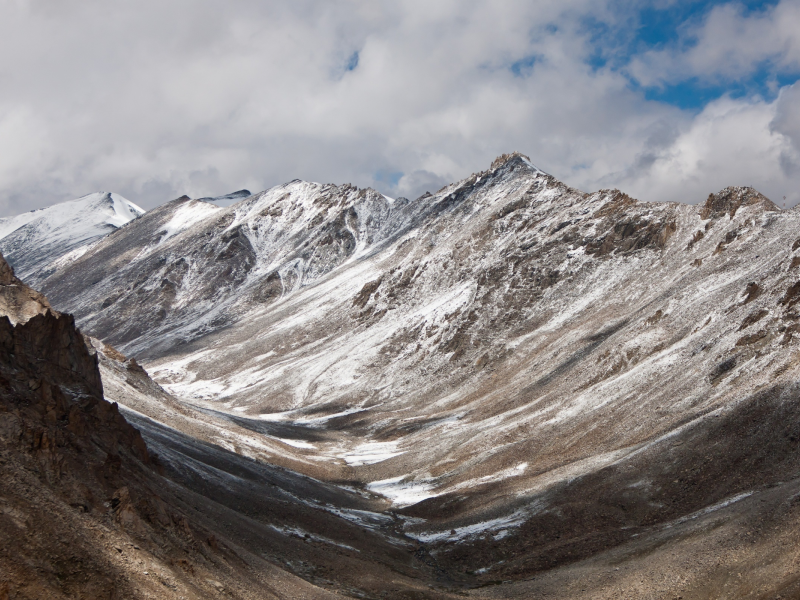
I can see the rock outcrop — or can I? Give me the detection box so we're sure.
[699,185,779,219]
[0,253,51,325]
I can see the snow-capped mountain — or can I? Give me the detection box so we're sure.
[39,178,443,357]
[13,153,800,597]
[0,191,144,286]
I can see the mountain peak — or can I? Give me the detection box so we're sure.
[700,186,779,219]
[77,191,145,221]
[490,151,543,174]
[0,192,145,287]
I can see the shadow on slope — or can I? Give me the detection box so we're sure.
[404,381,800,587]
[125,410,464,597]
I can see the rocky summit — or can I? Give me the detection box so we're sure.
[4,153,800,598]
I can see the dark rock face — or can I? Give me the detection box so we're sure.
[0,252,52,325]
[0,309,149,458]
[0,253,103,403]
[700,186,779,219]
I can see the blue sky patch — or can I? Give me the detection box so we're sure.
[510,55,538,77]
[634,0,779,48]
[578,1,793,110]
[642,70,800,109]
[373,170,403,187]
[346,51,359,72]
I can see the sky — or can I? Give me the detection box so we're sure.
[1,0,799,216]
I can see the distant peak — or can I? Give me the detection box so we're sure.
[490,152,545,176]
[197,189,252,208]
[700,186,779,220]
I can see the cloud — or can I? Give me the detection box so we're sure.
[0,0,799,216]
[772,83,800,151]
[771,82,800,179]
[611,94,800,206]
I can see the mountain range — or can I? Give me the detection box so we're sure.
[3,152,800,599]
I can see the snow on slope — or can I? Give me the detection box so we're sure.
[40,179,431,358]
[155,197,222,244]
[0,192,144,286]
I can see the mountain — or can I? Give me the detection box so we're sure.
[0,192,144,287]
[11,153,800,597]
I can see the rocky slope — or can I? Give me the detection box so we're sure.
[14,152,800,597]
[0,192,144,288]
[0,253,158,598]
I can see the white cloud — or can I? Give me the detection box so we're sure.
[772,83,800,151]
[0,0,799,215]
[610,95,799,206]
[0,106,52,187]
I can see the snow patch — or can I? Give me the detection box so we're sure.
[410,509,530,543]
[277,438,316,450]
[341,441,405,466]
[158,200,221,244]
[446,462,528,493]
[367,476,438,507]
